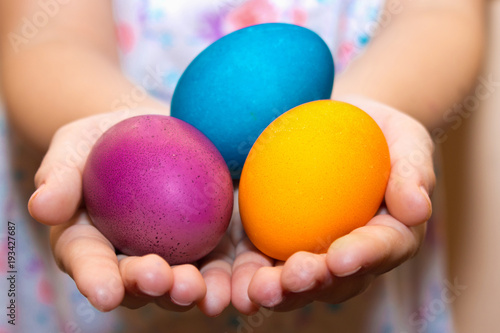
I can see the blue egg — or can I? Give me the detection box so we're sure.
[171,23,334,178]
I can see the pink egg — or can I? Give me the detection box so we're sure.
[82,115,233,264]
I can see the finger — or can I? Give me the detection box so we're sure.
[198,235,234,317]
[340,97,435,226]
[50,211,124,312]
[277,276,373,311]
[247,266,285,308]
[28,110,148,226]
[281,252,330,293]
[250,254,373,312]
[155,264,206,310]
[326,214,426,278]
[118,254,173,310]
[311,274,375,305]
[28,120,100,226]
[277,253,374,310]
[119,254,173,297]
[231,238,274,315]
[384,115,435,226]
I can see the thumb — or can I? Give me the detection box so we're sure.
[341,96,435,226]
[28,119,101,225]
[28,108,169,225]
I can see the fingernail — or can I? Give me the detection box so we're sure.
[328,239,363,277]
[142,289,164,297]
[93,287,112,312]
[290,280,316,293]
[334,265,362,278]
[170,297,192,307]
[261,295,283,308]
[29,184,45,203]
[419,186,432,220]
[28,184,45,214]
[288,261,316,293]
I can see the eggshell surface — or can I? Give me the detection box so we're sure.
[239,100,391,261]
[171,23,334,178]
[82,115,234,265]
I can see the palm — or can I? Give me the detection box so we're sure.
[50,208,235,315]
[230,96,434,313]
[30,109,235,316]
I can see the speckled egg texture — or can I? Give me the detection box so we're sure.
[82,115,234,265]
[171,23,334,178]
[239,100,391,261]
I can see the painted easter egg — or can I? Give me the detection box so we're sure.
[171,23,334,178]
[82,115,234,264]
[239,100,391,261]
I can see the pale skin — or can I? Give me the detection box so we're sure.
[0,0,485,318]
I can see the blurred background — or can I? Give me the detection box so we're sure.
[442,0,500,331]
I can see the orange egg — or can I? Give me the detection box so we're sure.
[239,100,391,261]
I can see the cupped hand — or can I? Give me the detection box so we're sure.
[231,96,435,314]
[28,109,234,316]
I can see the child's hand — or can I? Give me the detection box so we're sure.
[231,96,435,313]
[28,110,233,316]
